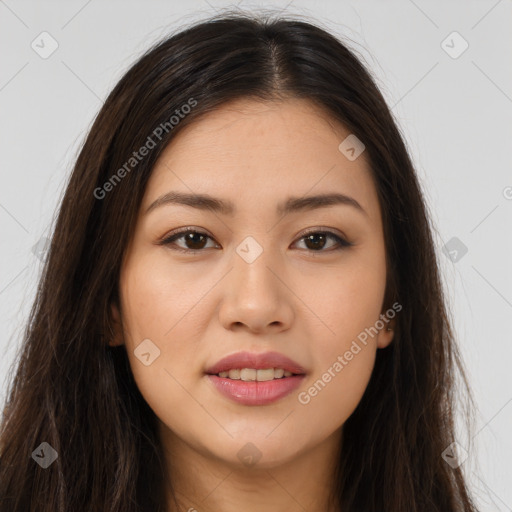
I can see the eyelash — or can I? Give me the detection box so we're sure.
[157,227,353,254]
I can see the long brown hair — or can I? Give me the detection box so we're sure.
[0,10,479,511]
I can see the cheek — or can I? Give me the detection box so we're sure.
[297,250,385,421]
[310,250,387,351]
[119,250,209,350]
[297,346,376,435]
[118,260,208,440]
[296,276,381,431]
[117,253,208,398]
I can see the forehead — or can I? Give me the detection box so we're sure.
[160,97,357,160]
[143,97,381,225]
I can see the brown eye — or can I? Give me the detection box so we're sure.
[177,231,209,250]
[159,229,217,252]
[301,233,332,251]
[294,231,352,252]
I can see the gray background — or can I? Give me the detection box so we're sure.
[1,0,511,509]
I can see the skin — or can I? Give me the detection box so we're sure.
[110,97,395,512]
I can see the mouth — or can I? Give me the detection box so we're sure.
[204,351,306,405]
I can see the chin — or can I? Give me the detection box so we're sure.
[206,434,308,470]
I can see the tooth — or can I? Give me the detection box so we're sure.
[228,369,241,380]
[217,368,292,380]
[256,368,275,381]
[240,368,257,381]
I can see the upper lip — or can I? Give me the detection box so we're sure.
[205,351,306,375]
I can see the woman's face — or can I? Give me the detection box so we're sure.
[111,97,394,471]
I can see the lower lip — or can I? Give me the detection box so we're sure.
[206,374,305,406]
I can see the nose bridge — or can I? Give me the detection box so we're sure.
[219,235,292,331]
[232,235,280,305]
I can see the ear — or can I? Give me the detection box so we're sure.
[108,301,125,347]
[376,315,396,349]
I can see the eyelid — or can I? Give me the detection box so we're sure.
[158,226,217,246]
[299,226,349,241]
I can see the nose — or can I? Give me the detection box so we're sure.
[218,247,294,334]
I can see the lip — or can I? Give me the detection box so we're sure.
[206,374,305,406]
[204,350,306,376]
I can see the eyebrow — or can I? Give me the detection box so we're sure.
[145,191,368,218]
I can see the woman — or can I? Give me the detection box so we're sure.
[0,10,479,512]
